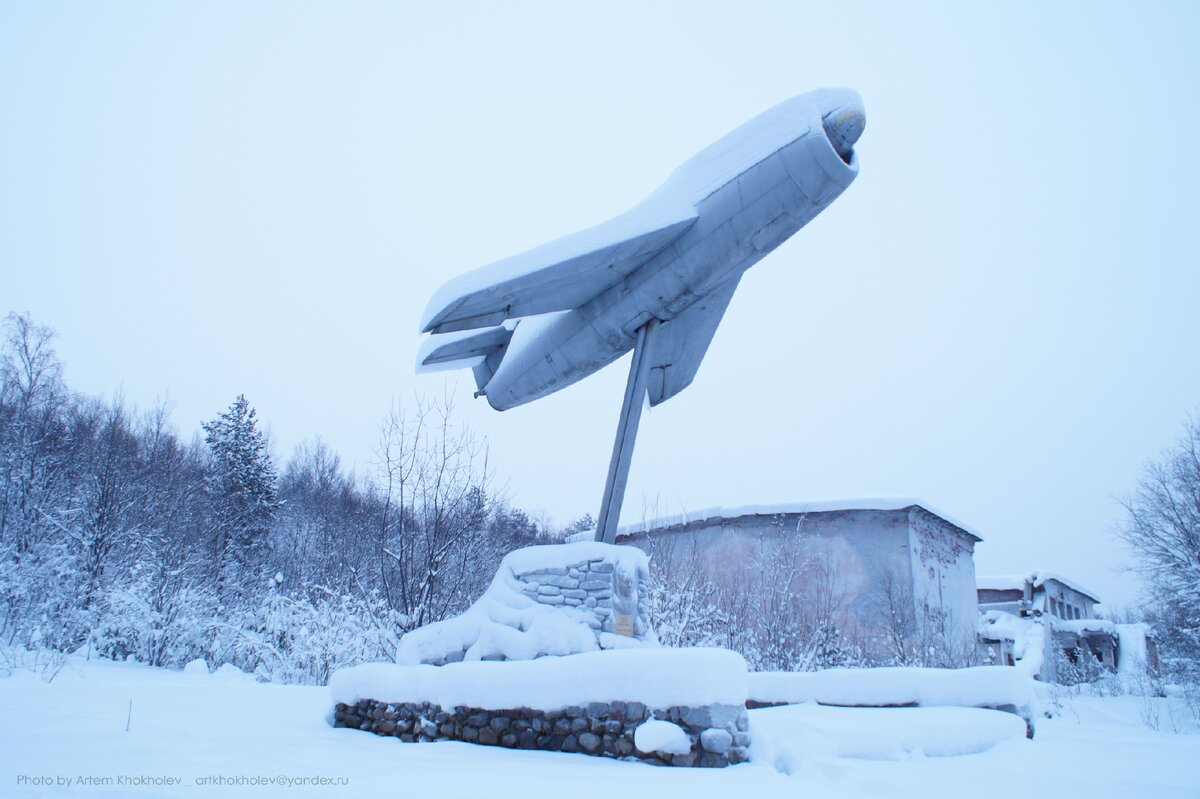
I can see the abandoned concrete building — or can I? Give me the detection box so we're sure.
[977,572,1159,680]
[614,499,982,663]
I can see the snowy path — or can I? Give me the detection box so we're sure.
[1,657,1197,798]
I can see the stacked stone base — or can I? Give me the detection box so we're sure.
[333,699,749,767]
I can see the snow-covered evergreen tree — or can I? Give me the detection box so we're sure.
[202,395,279,603]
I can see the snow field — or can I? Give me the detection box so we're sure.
[2,654,1198,799]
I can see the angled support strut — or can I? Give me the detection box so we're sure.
[595,319,658,544]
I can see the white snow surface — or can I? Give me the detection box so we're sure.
[976,571,1100,602]
[3,653,1199,799]
[394,542,649,666]
[331,648,747,711]
[1054,618,1117,635]
[618,497,982,541]
[980,611,1047,676]
[500,540,649,575]
[748,666,1035,711]
[752,704,1027,763]
[634,720,693,756]
[1115,623,1151,679]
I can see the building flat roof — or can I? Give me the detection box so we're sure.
[616,497,983,543]
[976,571,1101,604]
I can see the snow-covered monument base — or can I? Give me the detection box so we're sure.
[331,648,751,767]
[396,542,656,665]
[331,543,750,766]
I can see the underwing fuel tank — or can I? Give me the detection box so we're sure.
[418,88,864,411]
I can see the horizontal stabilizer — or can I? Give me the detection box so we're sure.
[417,325,513,374]
[421,199,698,334]
[645,276,741,406]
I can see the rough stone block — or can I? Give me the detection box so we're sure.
[700,728,733,754]
[681,704,741,730]
[578,732,602,753]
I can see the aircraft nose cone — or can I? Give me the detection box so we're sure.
[822,102,865,163]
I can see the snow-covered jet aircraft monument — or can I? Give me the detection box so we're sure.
[419,87,865,545]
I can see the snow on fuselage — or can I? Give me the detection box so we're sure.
[483,89,862,411]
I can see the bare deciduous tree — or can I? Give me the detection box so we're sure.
[1118,411,1200,678]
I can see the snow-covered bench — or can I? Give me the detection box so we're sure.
[747,666,1037,737]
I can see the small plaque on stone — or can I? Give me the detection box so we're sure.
[614,613,633,637]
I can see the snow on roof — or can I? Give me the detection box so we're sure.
[618,497,982,542]
[976,571,1101,603]
[1053,618,1116,636]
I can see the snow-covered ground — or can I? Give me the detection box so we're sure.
[1,655,1198,798]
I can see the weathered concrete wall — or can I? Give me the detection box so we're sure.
[1035,581,1098,621]
[333,698,749,767]
[621,506,980,660]
[907,507,980,650]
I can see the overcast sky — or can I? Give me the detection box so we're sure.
[3,2,1198,608]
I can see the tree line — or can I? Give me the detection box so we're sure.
[3,309,1196,694]
[0,312,559,683]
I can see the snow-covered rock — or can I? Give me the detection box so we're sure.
[635,720,692,755]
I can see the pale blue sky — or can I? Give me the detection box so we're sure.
[3,2,1198,607]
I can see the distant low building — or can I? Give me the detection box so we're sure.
[977,572,1159,681]
[616,499,982,664]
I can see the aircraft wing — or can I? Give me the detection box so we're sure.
[645,276,741,407]
[421,199,698,334]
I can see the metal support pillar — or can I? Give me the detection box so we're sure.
[595,320,657,544]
